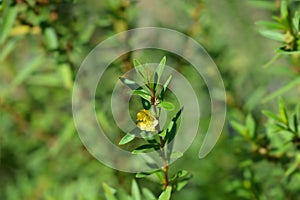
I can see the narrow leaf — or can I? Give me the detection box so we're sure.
[169,170,189,182]
[158,101,175,111]
[120,77,141,90]
[158,186,172,200]
[175,180,189,191]
[246,114,255,138]
[156,56,166,85]
[292,11,300,33]
[230,121,247,137]
[44,27,58,50]
[170,151,183,160]
[11,56,44,88]
[131,179,141,200]
[130,90,151,101]
[262,77,300,103]
[280,0,288,19]
[142,188,156,200]
[285,154,300,177]
[119,133,135,145]
[0,6,17,44]
[279,98,288,124]
[293,114,298,134]
[135,169,160,178]
[160,75,172,99]
[102,183,117,200]
[133,59,146,79]
[132,144,160,154]
[258,30,285,42]
[255,20,285,30]
[262,110,282,122]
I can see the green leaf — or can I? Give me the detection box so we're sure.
[120,77,141,90]
[44,27,58,50]
[285,154,300,177]
[255,20,285,30]
[262,110,282,122]
[246,114,255,138]
[142,188,156,200]
[119,133,135,145]
[279,98,288,124]
[158,186,172,200]
[247,1,277,11]
[156,56,166,85]
[142,98,151,110]
[160,75,172,99]
[132,144,160,154]
[169,170,189,182]
[159,130,167,137]
[58,63,73,89]
[174,180,189,192]
[117,189,131,200]
[0,5,17,44]
[262,53,282,68]
[135,169,160,178]
[230,121,247,137]
[166,108,183,143]
[11,56,44,88]
[280,0,288,19]
[158,101,175,111]
[0,37,19,62]
[27,73,62,87]
[276,49,300,54]
[131,179,141,200]
[155,171,164,182]
[292,11,300,33]
[261,77,300,103]
[258,30,285,42]
[293,113,298,134]
[102,183,117,200]
[170,151,183,160]
[130,90,151,101]
[133,59,146,79]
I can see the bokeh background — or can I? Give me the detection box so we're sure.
[1,0,300,199]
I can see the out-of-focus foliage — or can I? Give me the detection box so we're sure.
[1,0,300,199]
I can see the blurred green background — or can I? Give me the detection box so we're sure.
[1,0,300,199]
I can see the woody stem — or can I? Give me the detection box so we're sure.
[152,97,169,190]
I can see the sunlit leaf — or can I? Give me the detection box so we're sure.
[130,90,151,101]
[142,188,156,200]
[156,56,166,85]
[279,98,288,124]
[44,27,58,50]
[262,110,282,122]
[160,75,172,99]
[134,59,146,80]
[0,5,17,44]
[119,133,135,145]
[135,169,160,178]
[158,101,175,111]
[230,121,247,138]
[131,179,141,200]
[259,30,285,42]
[158,186,172,200]
[255,20,285,30]
[280,0,288,19]
[102,183,117,200]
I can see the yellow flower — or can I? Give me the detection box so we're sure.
[136,109,158,132]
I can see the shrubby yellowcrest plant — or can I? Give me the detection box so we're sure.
[104,56,191,200]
